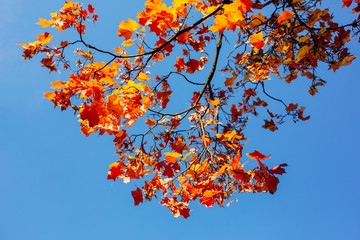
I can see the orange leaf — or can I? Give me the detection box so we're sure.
[164,152,182,164]
[208,98,220,106]
[250,32,265,49]
[145,118,157,126]
[286,103,298,111]
[277,11,295,24]
[211,165,227,180]
[37,32,52,45]
[50,80,65,89]
[246,150,271,160]
[37,18,54,27]
[122,39,134,47]
[117,18,140,40]
[262,119,278,132]
[44,92,56,100]
[225,71,237,86]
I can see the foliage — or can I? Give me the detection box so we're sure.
[20,0,360,218]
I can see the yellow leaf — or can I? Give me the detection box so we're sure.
[37,32,53,45]
[224,130,236,141]
[117,18,140,40]
[295,45,312,62]
[138,72,150,81]
[298,35,311,43]
[208,98,220,106]
[37,18,54,27]
[211,165,228,180]
[122,39,134,47]
[50,80,65,89]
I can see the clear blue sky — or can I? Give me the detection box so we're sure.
[1,1,360,239]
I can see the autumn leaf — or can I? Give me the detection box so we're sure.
[164,152,182,164]
[117,18,140,40]
[208,98,220,106]
[286,103,298,112]
[209,15,228,34]
[145,118,157,126]
[225,71,237,86]
[277,11,295,24]
[44,92,56,100]
[79,103,100,127]
[199,190,217,207]
[122,39,134,47]
[50,80,65,89]
[250,31,265,49]
[295,45,312,62]
[269,163,288,175]
[342,0,353,7]
[211,165,227,180]
[244,88,256,96]
[131,187,143,206]
[37,32,53,45]
[37,18,54,27]
[107,162,125,181]
[340,55,356,67]
[298,107,310,121]
[262,119,278,132]
[246,150,271,160]
[88,4,95,14]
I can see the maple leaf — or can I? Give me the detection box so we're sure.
[117,18,140,40]
[208,98,220,106]
[269,163,288,175]
[286,103,298,112]
[44,92,56,100]
[107,162,125,181]
[199,190,217,207]
[262,119,278,132]
[88,4,95,14]
[277,11,295,24]
[246,150,271,160]
[50,81,66,89]
[298,107,310,121]
[244,88,256,96]
[37,18,54,27]
[225,71,237,86]
[164,152,182,164]
[37,32,53,45]
[250,32,265,49]
[145,118,157,126]
[342,0,353,7]
[79,103,100,127]
[122,39,134,47]
[131,187,144,206]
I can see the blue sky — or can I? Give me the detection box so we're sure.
[1,0,360,239]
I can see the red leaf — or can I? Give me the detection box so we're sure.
[262,119,278,132]
[131,187,143,206]
[88,4,95,14]
[79,103,100,127]
[246,150,271,160]
[107,162,124,181]
[269,163,288,175]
